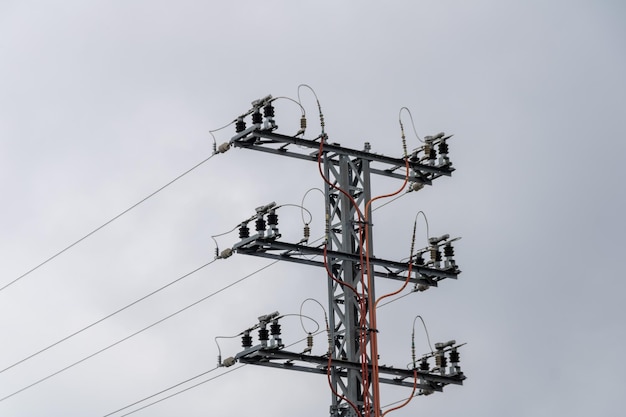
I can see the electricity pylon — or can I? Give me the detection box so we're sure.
[218,95,465,417]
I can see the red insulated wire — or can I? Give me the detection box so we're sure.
[381,369,418,417]
[364,157,411,416]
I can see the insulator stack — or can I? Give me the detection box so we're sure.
[239,224,250,239]
[303,224,310,240]
[258,328,269,341]
[241,331,253,348]
[306,332,314,349]
[430,248,442,262]
[270,321,281,336]
[267,210,278,226]
[420,358,430,371]
[255,217,266,232]
[414,255,424,265]
[235,118,246,133]
[449,349,460,363]
[252,110,263,125]
[424,138,437,164]
[429,147,437,161]
[438,141,449,155]
[300,116,307,130]
[444,244,454,257]
[423,139,434,163]
[435,353,447,369]
[263,103,275,118]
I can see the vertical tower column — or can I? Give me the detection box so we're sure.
[324,149,374,417]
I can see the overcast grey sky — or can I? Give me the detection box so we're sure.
[1,1,625,416]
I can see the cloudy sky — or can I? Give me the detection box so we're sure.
[1,1,625,416]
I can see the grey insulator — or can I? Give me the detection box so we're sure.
[217,142,231,153]
[219,248,233,259]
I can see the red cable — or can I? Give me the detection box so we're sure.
[364,157,411,416]
[381,370,418,417]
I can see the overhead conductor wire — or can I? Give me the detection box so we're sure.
[106,329,326,416]
[0,258,219,376]
[0,260,279,403]
[0,152,219,294]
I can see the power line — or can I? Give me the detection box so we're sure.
[102,366,225,416]
[0,153,217,294]
[0,258,219,375]
[117,365,246,417]
[0,259,279,403]
[105,330,325,416]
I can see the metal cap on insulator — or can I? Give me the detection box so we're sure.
[255,217,266,232]
[222,357,236,367]
[239,224,250,239]
[235,117,246,133]
[267,210,278,226]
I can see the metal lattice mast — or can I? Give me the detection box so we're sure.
[219,94,466,417]
[323,148,374,416]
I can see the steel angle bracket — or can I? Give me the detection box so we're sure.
[229,128,454,184]
[232,237,460,286]
[235,345,465,391]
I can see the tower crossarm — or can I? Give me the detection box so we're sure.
[229,129,453,184]
[234,345,465,390]
[232,237,460,286]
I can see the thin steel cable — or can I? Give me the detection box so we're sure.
[371,192,406,212]
[0,259,279,403]
[377,291,413,308]
[102,366,223,417]
[0,259,219,375]
[381,392,421,410]
[0,153,217,294]
[117,365,245,417]
[107,330,325,416]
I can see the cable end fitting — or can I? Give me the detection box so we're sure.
[408,182,424,193]
[215,142,230,154]
[222,357,236,367]
[218,248,233,259]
